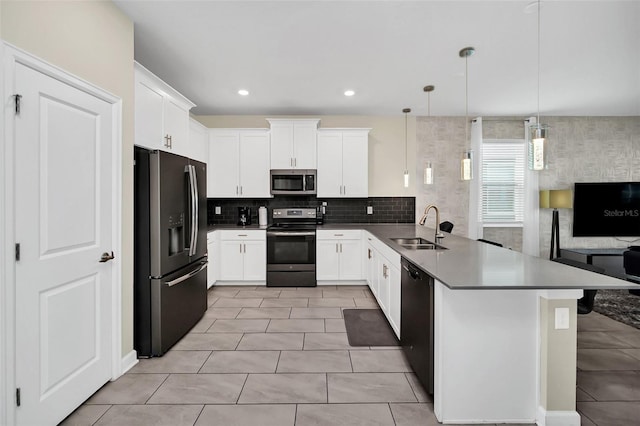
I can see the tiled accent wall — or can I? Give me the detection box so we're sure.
[416,116,640,256]
[483,227,523,251]
[538,117,640,254]
[415,117,470,237]
[207,197,415,225]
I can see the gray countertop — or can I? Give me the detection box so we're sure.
[208,222,638,290]
[321,223,639,291]
[208,224,269,231]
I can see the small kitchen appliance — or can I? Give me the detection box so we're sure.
[238,207,251,226]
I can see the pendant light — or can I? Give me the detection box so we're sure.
[529,0,548,170]
[423,85,434,185]
[459,47,475,181]
[403,108,411,188]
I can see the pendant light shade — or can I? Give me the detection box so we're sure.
[529,123,548,170]
[403,108,411,188]
[459,47,475,181]
[424,162,434,185]
[529,0,549,170]
[423,85,435,185]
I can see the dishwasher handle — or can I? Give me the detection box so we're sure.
[402,262,422,280]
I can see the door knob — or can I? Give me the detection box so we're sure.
[99,251,115,263]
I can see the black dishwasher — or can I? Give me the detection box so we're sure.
[401,257,434,394]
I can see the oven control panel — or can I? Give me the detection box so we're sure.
[272,208,317,219]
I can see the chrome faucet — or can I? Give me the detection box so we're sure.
[418,204,445,241]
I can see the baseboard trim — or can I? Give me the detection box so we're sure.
[317,280,367,286]
[536,406,581,426]
[213,281,266,286]
[120,350,138,376]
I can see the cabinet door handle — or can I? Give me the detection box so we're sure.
[294,158,297,167]
[340,243,342,253]
[164,134,170,148]
[240,186,243,195]
[239,243,242,253]
[367,248,372,259]
[336,243,339,253]
[382,264,388,278]
[168,135,172,148]
[343,185,346,195]
[243,243,246,253]
[236,186,238,195]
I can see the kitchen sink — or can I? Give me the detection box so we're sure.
[390,237,448,250]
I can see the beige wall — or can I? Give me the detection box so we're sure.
[1,0,135,356]
[539,298,578,411]
[194,115,416,197]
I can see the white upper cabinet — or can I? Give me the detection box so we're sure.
[188,118,208,163]
[208,129,271,198]
[268,119,319,169]
[317,129,370,198]
[134,62,195,155]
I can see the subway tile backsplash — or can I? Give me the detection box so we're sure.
[207,197,415,225]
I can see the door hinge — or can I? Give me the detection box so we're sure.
[14,94,22,115]
[16,388,21,407]
[15,243,20,261]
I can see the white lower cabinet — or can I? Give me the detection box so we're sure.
[207,231,219,288]
[316,230,363,281]
[218,230,266,282]
[365,240,379,298]
[364,232,401,338]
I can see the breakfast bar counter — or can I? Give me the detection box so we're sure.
[319,223,637,425]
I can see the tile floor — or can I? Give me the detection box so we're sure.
[60,286,640,425]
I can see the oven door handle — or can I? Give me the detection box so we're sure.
[267,231,316,237]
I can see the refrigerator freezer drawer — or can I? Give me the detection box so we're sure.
[139,259,207,357]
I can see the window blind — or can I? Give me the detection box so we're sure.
[480,141,525,224]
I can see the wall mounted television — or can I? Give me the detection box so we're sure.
[573,182,640,237]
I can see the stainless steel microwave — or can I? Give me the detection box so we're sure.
[270,169,317,195]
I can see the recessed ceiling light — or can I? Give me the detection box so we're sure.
[344,90,355,97]
[238,89,249,96]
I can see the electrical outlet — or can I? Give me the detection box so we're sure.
[554,307,570,330]
[215,206,221,215]
[367,206,374,215]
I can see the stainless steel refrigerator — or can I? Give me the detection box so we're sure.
[134,147,208,357]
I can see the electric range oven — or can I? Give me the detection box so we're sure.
[266,208,318,287]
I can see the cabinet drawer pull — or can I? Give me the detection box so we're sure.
[238,234,248,237]
[334,234,343,236]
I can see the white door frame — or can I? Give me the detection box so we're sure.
[0,41,123,426]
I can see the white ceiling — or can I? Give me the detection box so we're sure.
[114,0,640,117]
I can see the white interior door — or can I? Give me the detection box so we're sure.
[14,62,115,426]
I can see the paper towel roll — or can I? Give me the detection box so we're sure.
[258,206,268,226]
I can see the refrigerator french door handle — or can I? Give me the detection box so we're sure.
[190,164,199,255]
[165,261,208,287]
[186,165,197,256]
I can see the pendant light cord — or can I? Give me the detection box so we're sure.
[537,0,541,124]
[404,111,408,171]
[465,53,469,146]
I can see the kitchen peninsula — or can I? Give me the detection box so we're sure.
[320,223,639,425]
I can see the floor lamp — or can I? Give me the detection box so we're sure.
[539,189,573,260]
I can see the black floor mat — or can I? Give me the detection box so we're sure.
[343,309,400,346]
